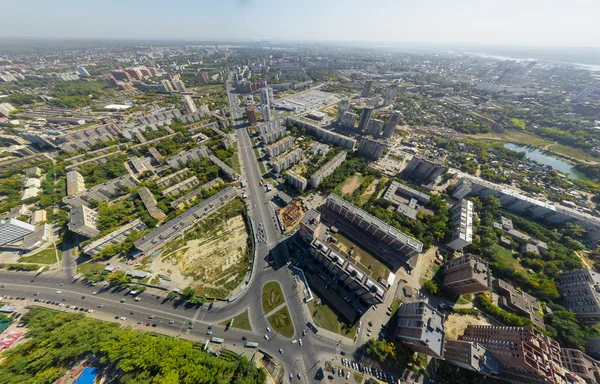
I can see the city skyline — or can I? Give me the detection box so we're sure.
[1,0,600,46]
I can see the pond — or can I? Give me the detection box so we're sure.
[504,143,587,180]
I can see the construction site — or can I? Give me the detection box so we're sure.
[277,201,304,233]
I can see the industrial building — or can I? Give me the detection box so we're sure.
[395,301,445,358]
[309,151,347,189]
[558,269,600,323]
[67,204,100,238]
[447,199,473,251]
[134,187,237,253]
[443,254,492,295]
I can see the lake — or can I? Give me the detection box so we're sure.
[504,143,587,180]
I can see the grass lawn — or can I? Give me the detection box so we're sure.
[231,152,241,173]
[18,246,60,264]
[220,310,252,331]
[253,147,262,160]
[258,162,267,175]
[262,281,285,313]
[493,245,525,271]
[308,291,357,339]
[76,261,105,275]
[332,233,391,281]
[547,143,600,163]
[353,372,364,383]
[267,306,294,338]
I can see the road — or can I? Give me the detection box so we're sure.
[0,73,359,383]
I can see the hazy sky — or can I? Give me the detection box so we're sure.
[2,0,599,46]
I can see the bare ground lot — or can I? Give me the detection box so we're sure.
[444,313,492,340]
[339,174,364,195]
[151,201,251,298]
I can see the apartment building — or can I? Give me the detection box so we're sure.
[558,269,600,322]
[443,340,501,375]
[447,199,473,251]
[62,175,139,207]
[284,117,356,150]
[66,170,86,196]
[257,118,280,135]
[155,168,190,189]
[170,178,224,210]
[161,176,200,197]
[310,239,387,305]
[265,136,294,157]
[137,187,166,220]
[260,127,287,145]
[208,155,239,180]
[165,147,210,169]
[68,204,100,238]
[443,254,492,295]
[560,348,600,384]
[299,209,322,243]
[82,219,147,256]
[325,193,423,262]
[271,148,303,174]
[309,151,347,189]
[286,170,308,192]
[452,176,600,244]
[134,187,237,253]
[460,326,585,384]
[494,279,545,329]
[402,156,448,186]
[357,136,386,161]
[395,301,445,358]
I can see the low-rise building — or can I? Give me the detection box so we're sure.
[138,187,166,220]
[83,219,147,256]
[170,178,224,210]
[309,151,347,189]
[271,148,303,174]
[494,279,545,329]
[0,218,35,246]
[165,147,209,169]
[161,176,200,197]
[286,170,307,191]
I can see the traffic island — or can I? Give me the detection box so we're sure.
[267,306,294,338]
[262,281,285,313]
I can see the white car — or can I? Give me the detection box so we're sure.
[346,372,350,379]
[291,339,297,344]
[120,317,126,320]
[279,348,283,354]
[264,334,269,340]
[298,338,303,346]
[87,309,93,313]
[266,326,271,332]
[56,290,62,294]
[92,291,97,295]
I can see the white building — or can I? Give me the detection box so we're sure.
[182,95,197,114]
[0,218,35,246]
[447,199,473,251]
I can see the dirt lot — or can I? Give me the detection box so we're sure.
[359,178,380,204]
[152,214,250,298]
[444,313,492,340]
[340,174,363,194]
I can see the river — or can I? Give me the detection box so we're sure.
[504,143,587,180]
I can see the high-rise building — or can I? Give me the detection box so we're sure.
[271,148,303,173]
[395,301,445,358]
[357,107,372,132]
[361,80,373,97]
[162,79,175,93]
[337,99,350,122]
[181,95,197,114]
[260,87,274,105]
[443,254,491,295]
[246,106,257,125]
[67,204,100,238]
[383,84,399,107]
[402,156,448,185]
[66,170,86,196]
[367,118,384,137]
[76,66,91,77]
[443,340,501,376]
[299,209,321,243]
[287,170,308,192]
[262,104,271,121]
[382,111,402,139]
[172,79,186,93]
[447,199,473,251]
[357,136,385,161]
[339,112,358,129]
[460,326,585,384]
[558,269,600,322]
[0,218,35,246]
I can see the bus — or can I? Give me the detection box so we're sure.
[210,337,224,344]
[244,342,258,348]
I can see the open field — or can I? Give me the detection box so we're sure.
[76,261,105,275]
[339,174,365,195]
[332,233,391,281]
[267,306,294,338]
[154,201,251,298]
[262,281,285,313]
[18,245,61,264]
[220,310,252,331]
[308,288,357,339]
[444,313,492,340]
[359,178,380,205]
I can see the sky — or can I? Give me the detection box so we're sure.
[2,0,600,46]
